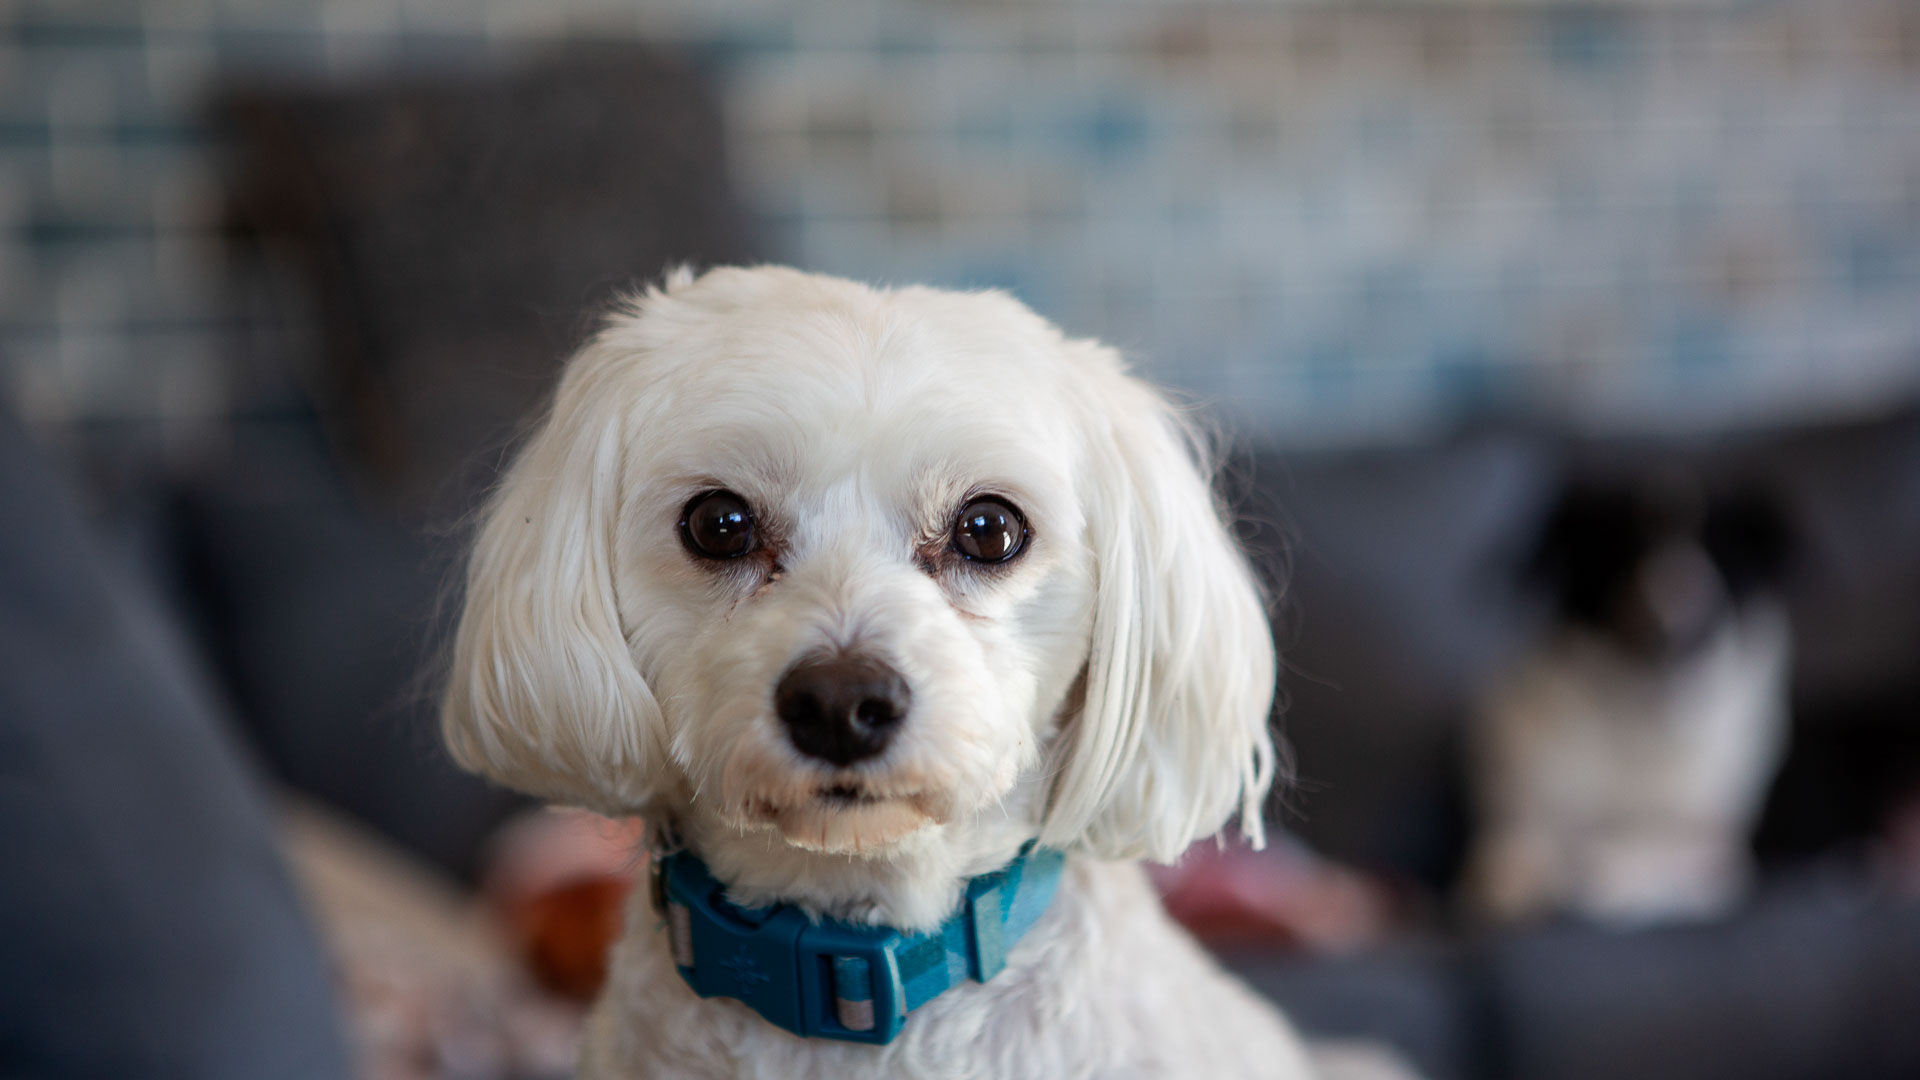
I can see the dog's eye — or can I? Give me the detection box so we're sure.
[681,490,756,560]
[951,498,1027,563]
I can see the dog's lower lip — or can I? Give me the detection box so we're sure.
[820,784,879,805]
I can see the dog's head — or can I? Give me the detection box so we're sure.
[1524,472,1795,662]
[442,267,1276,892]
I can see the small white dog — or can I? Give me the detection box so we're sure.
[441,266,1325,1078]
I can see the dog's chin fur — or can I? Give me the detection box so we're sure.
[713,738,973,859]
[764,796,939,855]
[440,266,1309,1077]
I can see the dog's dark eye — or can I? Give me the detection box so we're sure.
[951,498,1027,563]
[681,490,756,560]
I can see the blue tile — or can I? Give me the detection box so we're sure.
[1668,316,1734,375]
[954,104,1014,147]
[874,15,937,57]
[1840,229,1908,295]
[1300,342,1356,405]
[7,14,147,49]
[1544,9,1642,73]
[1355,102,1417,156]
[1359,263,1424,315]
[1076,99,1150,162]
[693,19,794,62]
[1430,346,1509,411]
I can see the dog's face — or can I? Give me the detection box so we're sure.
[443,267,1275,902]
[609,275,1103,858]
[1525,475,1794,663]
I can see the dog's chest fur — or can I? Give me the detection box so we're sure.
[1467,603,1791,921]
[579,858,1314,1080]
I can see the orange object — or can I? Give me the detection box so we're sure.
[482,810,647,1002]
[509,875,633,1001]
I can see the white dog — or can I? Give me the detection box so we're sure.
[441,266,1321,1078]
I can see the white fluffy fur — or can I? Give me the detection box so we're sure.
[1464,603,1792,925]
[441,266,1315,1077]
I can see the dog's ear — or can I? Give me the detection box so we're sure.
[440,340,665,814]
[1039,342,1279,862]
[1702,483,1797,599]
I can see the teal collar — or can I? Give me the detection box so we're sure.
[652,843,1065,1044]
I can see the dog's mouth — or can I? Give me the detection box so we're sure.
[818,783,885,806]
[746,784,943,854]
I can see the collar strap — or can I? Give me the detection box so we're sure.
[654,843,1065,1044]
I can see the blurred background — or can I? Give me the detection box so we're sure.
[2,1,1918,1079]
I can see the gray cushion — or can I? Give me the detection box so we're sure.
[0,410,349,1080]
[1487,871,1920,1080]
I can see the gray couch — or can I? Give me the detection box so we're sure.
[0,411,349,1080]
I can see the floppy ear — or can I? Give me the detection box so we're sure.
[440,339,665,814]
[1039,342,1280,862]
[1702,484,1797,598]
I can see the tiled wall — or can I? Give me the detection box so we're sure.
[4,0,1919,448]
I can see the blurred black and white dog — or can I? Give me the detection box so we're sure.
[1465,474,1795,925]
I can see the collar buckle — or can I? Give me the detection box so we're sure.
[659,852,908,1042]
[795,925,907,1042]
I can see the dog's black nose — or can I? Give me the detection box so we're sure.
[774,653,911,766]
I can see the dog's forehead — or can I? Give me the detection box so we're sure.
[626,281,1089,490]
[655,283,1065,394]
